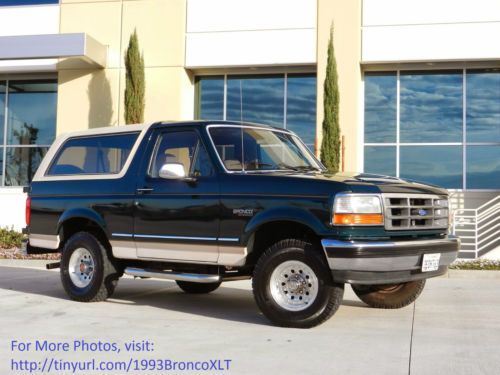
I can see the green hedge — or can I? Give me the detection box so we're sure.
[0,227,23,249]
[450,259,500,270]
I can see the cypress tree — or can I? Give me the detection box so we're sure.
[124,29,145,124]
[320,25,340,173]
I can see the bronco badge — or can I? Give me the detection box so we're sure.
[233,208,254,217]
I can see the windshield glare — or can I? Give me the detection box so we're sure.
[208,126,323,172]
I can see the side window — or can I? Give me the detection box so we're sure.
[149,131,214,178]
[209,127,242,171]
[47,133,139,176]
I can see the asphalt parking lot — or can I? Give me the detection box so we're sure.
[1,261,499,375]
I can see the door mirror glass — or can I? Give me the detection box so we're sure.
[159,163,186,179]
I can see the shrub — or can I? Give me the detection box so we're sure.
[0,227,23,249]
[124,29,145,124]
[449,259,500,270]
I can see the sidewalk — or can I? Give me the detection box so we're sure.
[1,263,499,374]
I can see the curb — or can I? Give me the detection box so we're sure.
[0,259,54,268]
[443,269,500,279]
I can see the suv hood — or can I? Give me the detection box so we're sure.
[286,171,449,196]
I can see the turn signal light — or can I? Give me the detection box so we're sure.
[333,213,383,226]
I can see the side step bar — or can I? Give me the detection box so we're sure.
[124,267,221,284]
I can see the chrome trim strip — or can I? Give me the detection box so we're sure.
[112,233,134,238]
[29,234,60,250]
[321,235,460,250]
[112,233,239,242]
[124,267,221,283]
[135,234,217,241]
[218,237,240,242]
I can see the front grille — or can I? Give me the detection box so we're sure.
[382,193,448,230]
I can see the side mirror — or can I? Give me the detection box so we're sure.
[159,163,186,179]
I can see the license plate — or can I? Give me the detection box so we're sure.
[422,253,441,272]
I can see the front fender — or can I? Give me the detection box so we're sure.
[241,206,327,245]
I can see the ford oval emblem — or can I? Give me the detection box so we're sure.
[418,209,428,216]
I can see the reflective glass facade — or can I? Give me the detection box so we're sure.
[364,69,500,189]
[196,74,316,150]
[0,0,58,5]
[0,79,57,186]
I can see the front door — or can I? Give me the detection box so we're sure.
[134,128,220,262]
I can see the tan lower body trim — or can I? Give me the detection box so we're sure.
[110,240,138,260]
[111,239,247,266]
[218,245,248,266]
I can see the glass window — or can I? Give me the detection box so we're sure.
[400,71,462,143]
[0,79,57,186]
[48,133,138,176]
[209,126,322,172]
[364,70,500,190]
[286,74,316,148]
[400,146,462,189]
[149,131,213,178]
[364,73,397,143]
[5,147,48,186]
[364,146,396,176]
[196,73,317,152]
[466,146,500,189]
[0,148,3,184]
[0,82,5,145]
[196,76,224,120]
[0,0,58,5]
[7,80,57,146]
[227,75,284,127]
[466,70,500,143]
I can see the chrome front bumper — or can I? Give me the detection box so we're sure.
[322,235,460,284]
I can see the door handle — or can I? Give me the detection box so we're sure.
[136,187,154,193]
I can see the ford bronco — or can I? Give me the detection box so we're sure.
[23,121,459,328]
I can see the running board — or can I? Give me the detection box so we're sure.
[124,267,221,284]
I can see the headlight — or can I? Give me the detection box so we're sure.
[333,194,384,226]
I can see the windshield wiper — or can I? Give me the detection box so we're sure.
[276,163,321,172]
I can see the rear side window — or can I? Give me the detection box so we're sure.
[47,132,139,176]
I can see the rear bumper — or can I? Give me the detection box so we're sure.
[321,235,460,285]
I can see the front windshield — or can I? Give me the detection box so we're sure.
[208,126,324,172]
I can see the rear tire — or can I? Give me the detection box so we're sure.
[176,280,221,294]
[253,239,344,328]
[351,280,426,309]
[60,232,121,302]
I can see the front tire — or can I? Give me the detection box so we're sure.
[351,280,426,309]
[253,239,344,328]
[60,232,121,302]
[176,280,221,294]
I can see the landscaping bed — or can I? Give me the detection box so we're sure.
[0,228,60,260]
[450,259,500,271]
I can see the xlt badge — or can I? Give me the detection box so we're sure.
[233,208,254,217]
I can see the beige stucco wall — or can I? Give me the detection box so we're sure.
[316,0,362,172]
[57,0,193,134]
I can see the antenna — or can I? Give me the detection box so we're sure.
[239,80,243,124]
[239,80,245,171]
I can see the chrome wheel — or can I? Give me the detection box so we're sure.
[269,260,319,311]
[68,248,95,288]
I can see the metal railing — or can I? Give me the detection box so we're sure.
[452,195,500,259]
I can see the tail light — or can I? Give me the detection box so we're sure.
[26,197,31,226]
